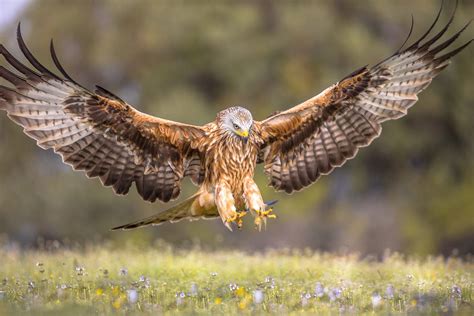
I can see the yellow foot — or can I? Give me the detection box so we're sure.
[225,210,247,230]
[254,208,277,231]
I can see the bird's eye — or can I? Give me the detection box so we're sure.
[233,123,240,130]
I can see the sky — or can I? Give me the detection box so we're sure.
[0,0,31,28]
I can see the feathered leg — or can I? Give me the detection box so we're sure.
[215,182,246,231]
[243,178,276,231]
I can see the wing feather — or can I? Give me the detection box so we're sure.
[0,25,208,202]
[257,3,471,193]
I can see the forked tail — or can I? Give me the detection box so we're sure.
[111,193,218,230]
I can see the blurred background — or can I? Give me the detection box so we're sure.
[0,0,473,255]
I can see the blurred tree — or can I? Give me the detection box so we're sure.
[0,0,473,255]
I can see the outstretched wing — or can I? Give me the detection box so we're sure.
[257,3,472,193]
[0,25,207,203]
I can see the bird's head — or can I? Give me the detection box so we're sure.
[217,106,253,140]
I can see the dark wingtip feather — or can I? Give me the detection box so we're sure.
[0,65,28,87]
[95,85,125,103]
[396,15,415,53]
[0,41,40,78]
[373,13,417,68]
[0,43,7,55]
[428,19,472,56]
[418,0,458,51]
[16,23,62,80]
[434,39,473,65]
[50,39,85,88]
[405,0,444,51]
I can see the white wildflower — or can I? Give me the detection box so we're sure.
[138,275,150,288]
[386,284,394,299]
[265,276,275,288]
[28,281,35,289]
[127,289,138,304]
[176,291,186,306]
[329,287,342,302]
[75,266,85,276]
[253,289,264,304]
[371,293,383,308]
[314,282,325,298]
[190,283,199,297]
[119,267,128,276]
[301,292,311,307]
[451,285,462,298]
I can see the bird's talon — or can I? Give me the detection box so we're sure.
[225,210,247,228]
[254,208,276,231]
[254,217,262,231]
[257,208,276,218]
[237,217,244,229]
[224,221,233,232]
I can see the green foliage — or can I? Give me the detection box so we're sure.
[0,243,472,314]
[0,0,473,254]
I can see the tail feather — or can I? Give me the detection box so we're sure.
[111,193,218,230]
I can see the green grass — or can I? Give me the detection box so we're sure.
[0,242,472,315]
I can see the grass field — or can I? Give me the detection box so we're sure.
[0,242,472,315]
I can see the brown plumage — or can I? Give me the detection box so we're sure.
[0,3,471,231]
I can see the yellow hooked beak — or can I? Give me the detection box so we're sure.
[236,129,249,138]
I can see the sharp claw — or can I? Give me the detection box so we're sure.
[254,208,276,231]
[224,221,233,232]
[226,215,237,223]
[254,216,262,231]
[224,210,247,230]
[237,217,243,230]
[260,208,276,218]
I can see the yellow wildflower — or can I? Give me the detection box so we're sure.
[112,294,126,310]
[238,294,252,310]
[235,287,246,297]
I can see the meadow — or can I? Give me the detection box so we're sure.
[0,242,472,315]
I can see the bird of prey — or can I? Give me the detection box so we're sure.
[0,4,471,231]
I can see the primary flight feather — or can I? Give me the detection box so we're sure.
[0,3,471,231]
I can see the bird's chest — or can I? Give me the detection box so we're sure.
[206,139,258,193]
